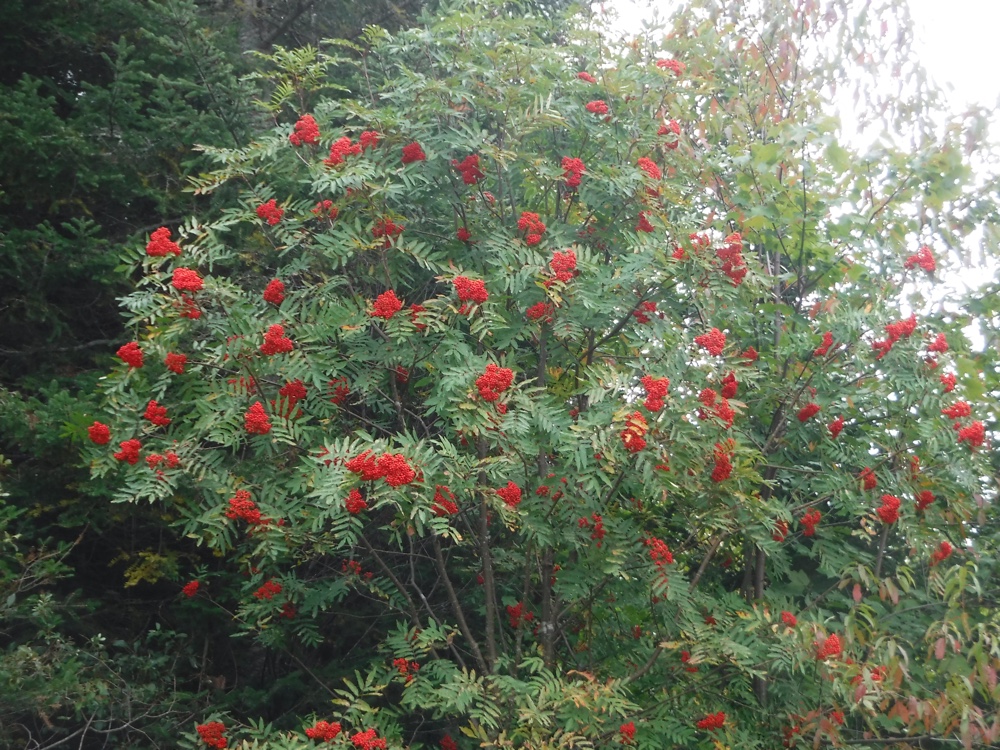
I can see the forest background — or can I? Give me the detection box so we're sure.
[2,0,1000,748]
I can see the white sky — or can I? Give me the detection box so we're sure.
[908,0,1000,109]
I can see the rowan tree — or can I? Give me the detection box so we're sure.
[83,1,999,748]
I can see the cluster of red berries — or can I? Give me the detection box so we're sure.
[632,300,659,324]
[645,536,674,566]
[517,211,547,246]
[372,290,404,320]
[452,153,484,184]
[813,331,834,356]
[930,540,954,565]
[781,611,797,627]
[401,141,426,164]
[585,100,608,114]
[859,466,877,490]
[506,601,534,628]
[263,278,285,305]
[621,411,648,453]
[640,375,669,411]
[577,513,605,547]
[549,249,577,283]
[816,633,842,659]
[797,402,821,422]
[695,712,725,731]
[927,332,948,353]
[714,232,746,285]
[172,267,204,292]
[324,136,363,166]
[144,399,171,427]
[289,114,320,146]
[345,489,368,514]
[196,721,228,748]
[165,352,187,374]
[225,490,263,525]
[561,156,585,188]
[431,485,458,516]
[182,580,200,597]
[656,58,686,75]
[244,401,272,435]
[496,481,522,509]
[312,199,339,219]
[256,199,284,225]
[658,119,681,148]
[260,324,293,355]
[829,415,845,438]
[801,509,821,536]
[872,314,917,359]
[304,720,342,741]
[915,490,935,511]
[619,722,636,744]
[351,729,387,750]
[146,226,182,257]
[904,245,936,273]
[635,211,654,233]
[453,276,489,312]
[114,439,142,464]
[345,451,417,487]
[710,440,734,482]
[695,328,726,356]
[475,363,514,402]
[393,657,420,683]
[525,301,555,322]
[118,341,144,368]
[698,388,735,429]
[372,217,404,245]
[254,579,282,600]
[876,494,901,524]
[577,71,596,83]
[637,156,661,180]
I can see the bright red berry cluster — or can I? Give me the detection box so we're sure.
[828,415,845,438]
[496,481,522,509]
[621,411,648,453]
[816,633,842,659]
[640,375,669,411]
[144,399,171,426]
[475,363,514,401]
[505,601,534,628]
[781,611,797,627]
[710,440,734,482]
[517,212,546,246]
[432,485,458,516]
[114,439,142,464]
[146,226,181,257]
[577,71,596,83]
[225,489,262,525]
[619,722,636,744]
[930,540,953,565]
[312,199,339,219]
[263,278,285,305]
[196,721,228,749]
[169,268,203,304]
[372,290,404,319]
[117,341,144,368]
[165,352,187,374]
[637,156,661,180]
[345,488,368,514]
[904,245,936,273]
[578,513,605,547]
[304,721,342,741]
[401,141,426,164]
[797,402,820,422]
[254,579,282,600]
[325,136,363,166]
[182,580,200,598]
[859,466,877,490]
[927,332,948,353]
[915,490,935,511]
[244,401,272,435]
[801,509,821,536]
[632,300,659,324]
[695,712,725,731]
[525,301,555,322]
[957,421,985,447]
[585,100,608,114]
[561,156,585,188]
[345,451,417,487]
[452,154,484,184]
[658,119,681,148]
[876,494,901,524]
[656,58,686,75]
[289,114,320,146]
[635,211,654,233]
[260,324,293,355]
[645,536,674,566]
[351,729,387,750]
[813,331,834,356]
[872,314,917,359]
[695,328,726,356]
[88,421,111,444]
[549,249,577,282]
[256,199,284,225]
[453,276,488,312]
